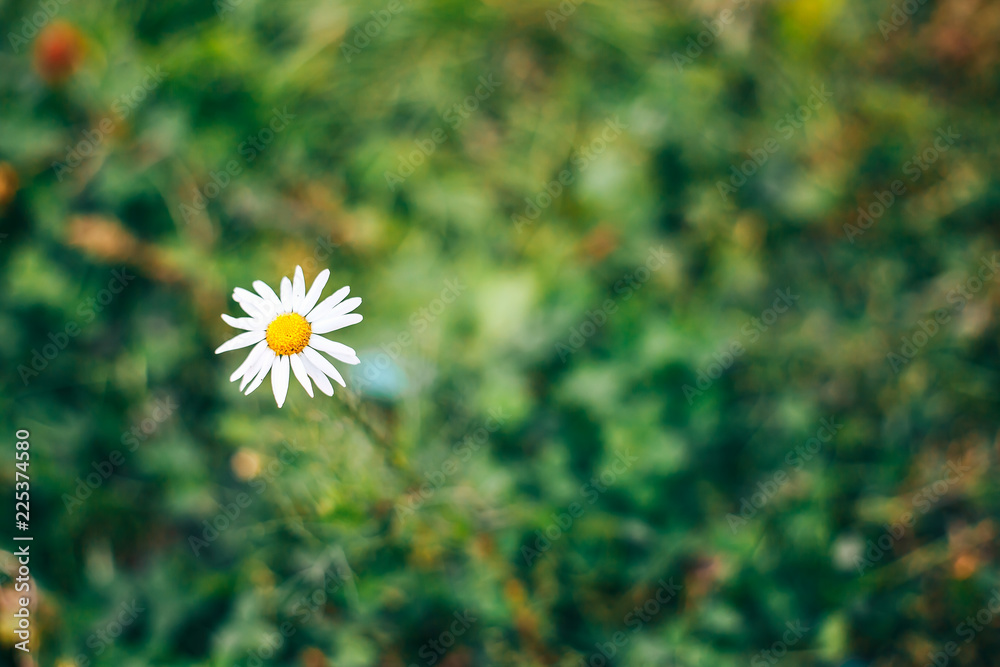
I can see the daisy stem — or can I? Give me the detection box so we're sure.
[338,388,420,483]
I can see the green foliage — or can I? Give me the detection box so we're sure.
[1,0,1000,665]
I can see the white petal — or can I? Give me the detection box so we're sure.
[327,297,361,318]
[222,314,266,331]
[280,277,293,312]
[244,349,275,394]
[311,313,363,335]
[292,266,306,309]
[289,353,313,397]
[240,348,274,393]
[302,346,346,387]
[306,286,350,322]
[234,287,268,313]
[271,355,290,408]
[233,290,265,319]
[309,335,360,364]
[229,340,268,382]
[215,330,265,354]
[252,280,283,310]
[297,269,330,315]
[301,356,334,396]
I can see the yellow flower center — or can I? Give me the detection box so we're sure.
[266,313,312,356]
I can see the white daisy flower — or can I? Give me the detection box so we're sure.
[215,266,362,407]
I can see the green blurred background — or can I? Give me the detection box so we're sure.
[1,0,1000,664]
